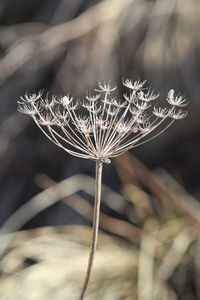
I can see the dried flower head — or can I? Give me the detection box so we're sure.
[18,80,188,163]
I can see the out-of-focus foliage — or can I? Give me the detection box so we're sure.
[0,153,200,299]
[0,0,200,299]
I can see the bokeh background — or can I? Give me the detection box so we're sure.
[0,0,200,299]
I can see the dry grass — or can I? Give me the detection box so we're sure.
[0,153,199,299]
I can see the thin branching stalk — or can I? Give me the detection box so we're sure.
[79,160,103,300]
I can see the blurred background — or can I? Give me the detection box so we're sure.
[0,0,200,299]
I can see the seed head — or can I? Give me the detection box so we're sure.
[18,80,188,162]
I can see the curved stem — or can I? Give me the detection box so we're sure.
[79,161,103,300]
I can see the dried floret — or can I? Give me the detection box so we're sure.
[18,102,38,116]
[95,82,116,94]
[167,90,188,107]
[86,94,100,102]
[20,90,43,103]
[123,79,146,91]
[153,107,169,118]
[168,108,188,119]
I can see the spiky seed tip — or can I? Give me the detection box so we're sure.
[18,102,37,116]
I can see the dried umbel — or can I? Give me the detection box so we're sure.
[18,79,188,300]
[18,80,187,164]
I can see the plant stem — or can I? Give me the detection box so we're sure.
[79,160,103,300]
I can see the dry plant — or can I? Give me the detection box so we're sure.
[18,79,188,299]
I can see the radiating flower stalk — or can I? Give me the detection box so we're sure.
[18,79,188,300]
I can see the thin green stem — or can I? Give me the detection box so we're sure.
[79,160,103,300]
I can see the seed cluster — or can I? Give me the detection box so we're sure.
[18,79,188,163]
